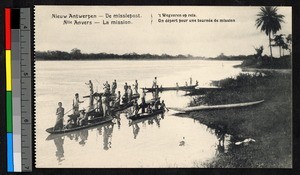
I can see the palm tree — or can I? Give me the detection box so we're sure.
[286,34,292,54]
[282,43,289,56]
[273,34,285,57]
[254,45,264,59]
[255,6,285,58]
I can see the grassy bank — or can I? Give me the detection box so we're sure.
[237,55,292,69]
[189,72,292,168]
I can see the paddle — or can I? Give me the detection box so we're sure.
[165,107,170,112]
[63,108,73,116]
[62,98,88,116]
[94,79,102,86]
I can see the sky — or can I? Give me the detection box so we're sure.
[35,6,292,57]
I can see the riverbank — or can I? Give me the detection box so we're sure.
[190,72,292,168]
[235,55,292,69]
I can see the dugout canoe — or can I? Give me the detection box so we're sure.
[128,109,165,120]
[45,117,113,134]
[48,100,134,134]
[46,121,114,140]
[169,100,264,112]
[142,85,197,92]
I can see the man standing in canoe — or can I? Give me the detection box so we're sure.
[104,94,112,117]
[133,99,139,117]
[139,89,146,113]
[85,80,94,109]
[123,82,128,101]
[102,95,108,117]
[95,95,103,113]
[85,80,94,94]
[112,80,117,94]
[133,80,139,94]
[73,93,84,115]
[154,85,160,100]
[104,82,111,95]
[124,82,128,92]
[190,77,192,85]
[128,86,133,102]
[152,77,157,88]
[54,102,64,130]
[113,91,121,107]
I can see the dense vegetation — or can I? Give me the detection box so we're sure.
[35,49,201,60]
[239,55,292,69]
[190,72,292,168]
[35,49,256,61]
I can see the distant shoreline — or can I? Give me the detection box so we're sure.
[35,50,252,61]
[35,58,244,61]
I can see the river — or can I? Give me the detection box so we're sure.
[35,60,242,168]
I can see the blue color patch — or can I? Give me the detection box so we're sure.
[7,133,14,172]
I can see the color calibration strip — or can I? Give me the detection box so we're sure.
[5,8,32,172]
[5,8,14,172]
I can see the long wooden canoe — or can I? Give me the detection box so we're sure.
[128,109,165,120]
[169,100,264,112]
[45,117,113,134]
[46,121,114,140]
[142,85,197,92]
[47,99,136,134]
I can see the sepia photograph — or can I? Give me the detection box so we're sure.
[34,6,292,168]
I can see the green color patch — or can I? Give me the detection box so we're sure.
[6,91,12,132]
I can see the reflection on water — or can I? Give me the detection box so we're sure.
[53,137,64,164]
[49,111,232,167]
[114,113,121,130]
[202,122,230,155]
[103,124,114,150]
[132,123,140,139]
[79,130,88,146]
[50,122,116,164]
[129,114,163,139]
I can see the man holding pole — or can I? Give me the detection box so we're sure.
[73,93,84,115]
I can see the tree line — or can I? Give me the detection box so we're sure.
[35,49,201,60]
[35,49,257,61]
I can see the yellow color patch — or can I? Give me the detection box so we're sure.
[6,50,12,91]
